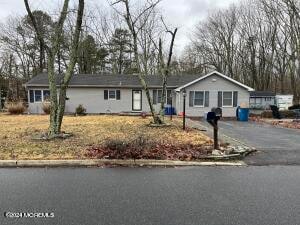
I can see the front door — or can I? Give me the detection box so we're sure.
[132,90,142,111]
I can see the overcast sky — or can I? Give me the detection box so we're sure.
[0,0,240,52]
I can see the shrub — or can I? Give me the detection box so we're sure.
[102,135,152,159]
[289,104,300,110]
[42,101,51,114]
[104,139,129,154]
[281,110,296,118]
[75,104,86,116]
[5,101,26,114]
[261,110,273,118]
[261,110,296,118]
[140,112,147,118]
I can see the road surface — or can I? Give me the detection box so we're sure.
[1,167,300,225]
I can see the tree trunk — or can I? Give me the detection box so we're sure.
[48,54,59,136]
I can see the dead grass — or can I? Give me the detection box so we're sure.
[0,113,212,160]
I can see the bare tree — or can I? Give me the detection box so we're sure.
[158,19,177,120]
[111,0,163,124]
[24,0,85,137]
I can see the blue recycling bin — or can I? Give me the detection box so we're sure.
[165,107,176,115]
[238,108,249,121]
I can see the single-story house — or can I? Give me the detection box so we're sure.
[24,71,254,117]
[249,91,276,109]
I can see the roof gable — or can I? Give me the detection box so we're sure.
[175,71,254,92]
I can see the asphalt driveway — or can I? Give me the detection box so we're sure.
[217,121,300,165]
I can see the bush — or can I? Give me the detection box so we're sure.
[5,101,26,114]
[42,101,51,114]
[102,135,152,159]
[289,104,300,110]
[104,139,129,154]
[75,104,86,116]
[261,110,273,118]
[281,110,296,118]
[261,110,296,118]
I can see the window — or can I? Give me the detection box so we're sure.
[109,90,116,100]
[104,90,121,100]
[43,90,50,101]
[153,89,172,105]
[34,90,42,102]
[157,90,162,103]
[28,89,50,103]
[265,97,272,101]
[189,91,209,107]
[223,91,233,107]
[256,98,262,104]
[194,91,204,106]
[250,98,255,104]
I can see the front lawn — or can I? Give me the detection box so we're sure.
[0,114,212,160]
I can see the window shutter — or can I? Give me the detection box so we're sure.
[189,91,194,107]
[153,90,157,104]
[116,90,121,100]
[204,91,209,107]
[104,90,108,100]
[167,90,172,105]
[233,91,238,107]
[218,91,223,107]
[29,90,34,103]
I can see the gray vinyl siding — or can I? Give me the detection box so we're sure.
[175,74,250,117]
[27,87,176,114]
[27,73,250,117]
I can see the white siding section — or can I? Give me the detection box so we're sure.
[175,74,250,117]
[27,73,250,117]
[27,87,173,114]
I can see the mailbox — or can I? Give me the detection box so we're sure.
[206,111,217,128]
[206,108,222,128]
[206,107,222,150]
[211,107,222,117]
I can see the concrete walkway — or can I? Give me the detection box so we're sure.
[188,119,300,166]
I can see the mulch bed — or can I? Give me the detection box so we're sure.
[85,143,214,161]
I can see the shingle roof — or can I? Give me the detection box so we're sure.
[250,91,275,97]
[25,73,202,88]
[175,71,254,92]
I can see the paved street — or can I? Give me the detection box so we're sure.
[1,167,300,225]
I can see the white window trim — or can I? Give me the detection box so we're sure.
[28,89,50,103]
[34,90,42,102]
[193,91,205,107]
[108,89,117,100]
[222,91,233,107]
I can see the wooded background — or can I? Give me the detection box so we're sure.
[0,0,299,104]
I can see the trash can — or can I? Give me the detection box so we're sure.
[238,108,249,121]
[164,107,176,115]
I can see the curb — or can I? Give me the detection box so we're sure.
[0,159,246,168]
